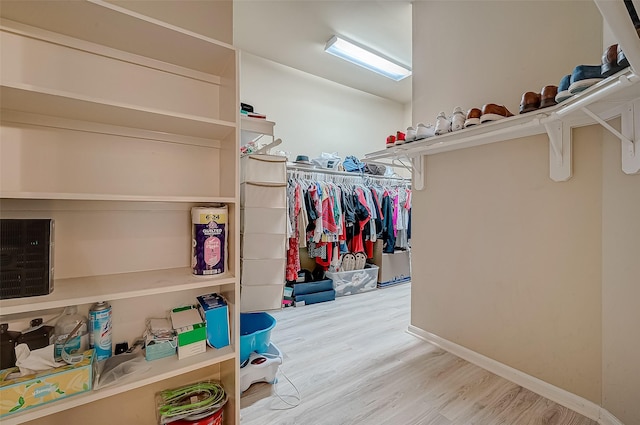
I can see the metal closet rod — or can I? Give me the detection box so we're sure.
[286,163,409,182]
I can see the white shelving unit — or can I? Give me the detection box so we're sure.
[0,1,240,424]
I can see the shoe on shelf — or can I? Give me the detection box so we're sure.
[539,85,558,109]
[451,107,465,131]
[415,122,435,140]
[618,44,629,69]
[601,44,622,77]
[519,91,541,114]
[480,104,514,123]
[568,65,603,95]
[464,108,482,128]
[386,135,396,148]
[434,111,451,135]
[406,126,416,142]
[395,131,406,145]
[555,74,572,103]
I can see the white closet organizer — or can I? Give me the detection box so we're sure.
[0,1,240,424]
[240,154,287,312]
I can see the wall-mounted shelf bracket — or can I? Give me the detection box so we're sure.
[411,155,426,191]
[621,100,640,174]
[579,101,639,175]
[544,121,572,182]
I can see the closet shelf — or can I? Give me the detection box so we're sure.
[0,84,236,140]
[241,116,275,136]
[0,0,235,77]
[0,345,235,425]
[365,68,640,186]
[0,268,235,316]
[240,116,276,146]
[0,192,236,204]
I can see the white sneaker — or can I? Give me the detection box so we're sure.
[451,107,465,132]
[415,123,435,140]
[434,112,451,135]
[406,126,416,142]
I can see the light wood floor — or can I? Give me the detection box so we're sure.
[240,283,597,425]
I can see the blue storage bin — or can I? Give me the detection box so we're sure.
[240,312,276,362]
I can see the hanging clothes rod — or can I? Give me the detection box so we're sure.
[286,163,409,182]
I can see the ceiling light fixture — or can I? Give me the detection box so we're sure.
[324,35,411,81]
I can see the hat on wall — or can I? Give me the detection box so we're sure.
[294,155,312,165]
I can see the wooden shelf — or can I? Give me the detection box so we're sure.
[0,346,235,425]
[0,0,235,77]
[0,192,236,204]
[241,116,275,136]
[241,116,276,146]
[0,84,236,140]
[0,268,236,315]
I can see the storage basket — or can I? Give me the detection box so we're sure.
[326,265,379,297]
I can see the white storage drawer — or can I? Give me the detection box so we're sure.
[241,258,285,286]
[241,234,286,259]
[241,284,283,312]
[241,154,287,184]
[241,208,287,234]
[241,182,286,208]
[326,265,379,297]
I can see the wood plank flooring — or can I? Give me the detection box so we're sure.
[240,283,597,425]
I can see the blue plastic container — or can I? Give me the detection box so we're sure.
[240,312,276,362]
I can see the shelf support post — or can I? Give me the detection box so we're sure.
[411,155,426,191]
[621,100,640,175]
[545,121,572,181]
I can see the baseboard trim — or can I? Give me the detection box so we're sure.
[406,325,625,425]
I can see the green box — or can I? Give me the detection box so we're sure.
[170,306,207,360]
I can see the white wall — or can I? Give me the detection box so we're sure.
[411,0,605,406]
[239,52,407,162]
[601,118,640,425]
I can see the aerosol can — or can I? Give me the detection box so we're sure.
[89,301,112,360]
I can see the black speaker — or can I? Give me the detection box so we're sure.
[1,219,54,299]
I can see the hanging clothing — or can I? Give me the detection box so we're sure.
[286,182,302,281]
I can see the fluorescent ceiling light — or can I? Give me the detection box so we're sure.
[324,35,411,81]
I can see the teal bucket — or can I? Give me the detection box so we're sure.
[240,312,276,363]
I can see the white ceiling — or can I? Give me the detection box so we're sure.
[233,1,413,104]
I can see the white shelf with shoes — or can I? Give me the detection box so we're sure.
[366,68,640,189]
[367,1,640,189]
[1,1,240,423]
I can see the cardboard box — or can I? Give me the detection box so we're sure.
[144,318,177,362]
[0,349,94,418]
[373,242,411,287]
[196,293,230,349]
[170,306,206,360]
